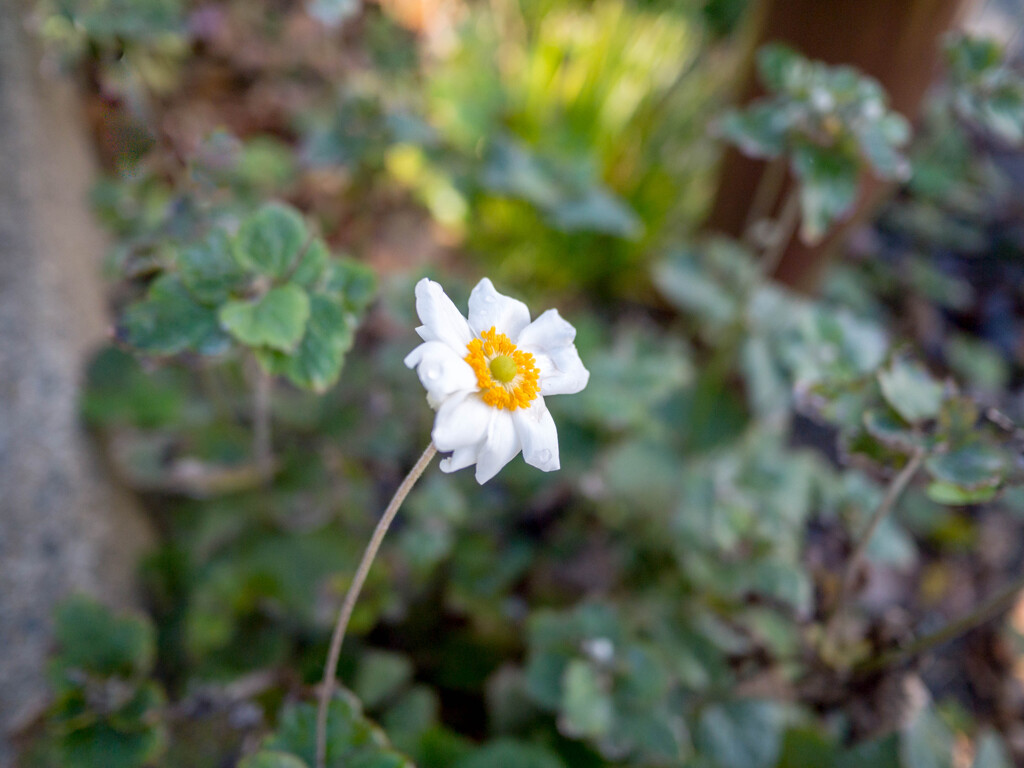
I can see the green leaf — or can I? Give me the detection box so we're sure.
[865,516,917,567]
[792,142,859,243]
[381,686,439,749]
[926,481,998,506]
[757,44,803,92]
[863,408,922,452]
[560,660,613,739]
[120,275,229,356]
[695,700,783,768]
[54,596,156,678]
[220,284,311,352]
[901,706,954,768]
[235,203,308,278]
[878,358,943,423]
[946,35,1003,79]
[980,89,1024,144]
[178,228,247,304]
[548,186,643,239]
[82,347,185,429]
[255,292,355,391]
[836,734,900,768]
[58,714,166,768]
[415,727,475,768]
[239,751,310,768]
[926,444,1005,489]
[653,248,740,327]
[481,138,561,209]
[323,258,377,312]
[855,116,911,180]
[290,238,329,288]
[776,726,837,768]
[264,690,414,768]
[719,104,787,158]
[454,739,567,768]
[353,650,414,710]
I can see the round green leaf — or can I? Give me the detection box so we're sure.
[878,358,943,423]
[120,275,229,356]
[255,292,354,391]
[178,228,247,304]
[54,595,156,678]
[219,284,311,352]
[926,443,1005,489]
[236,203,308,278]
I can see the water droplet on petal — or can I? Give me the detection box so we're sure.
[483,294,496,303]
[537,449,552,464]
[424,365,441,380]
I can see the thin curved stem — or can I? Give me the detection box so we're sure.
[825,447,926,650]
[858,567,1024,676]
[315,442,438,768]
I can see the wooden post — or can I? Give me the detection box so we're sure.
[706,0,979,293]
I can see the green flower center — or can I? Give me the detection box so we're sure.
[488,355,517,384]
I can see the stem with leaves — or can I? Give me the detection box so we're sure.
[825,447,926,651]
[315,442,438,768]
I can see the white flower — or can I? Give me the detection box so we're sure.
[405,277,590,484]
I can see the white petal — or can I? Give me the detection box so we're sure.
[414,278,473,350]
[404,341,477,404]
[512,398,560,472]
[475,411,522,484]
[518,309,590,396]
[468,278,531,339]
[532,347,590,396]
[432,391,492,452]
[439,444,481,473]
[517,308,576,349]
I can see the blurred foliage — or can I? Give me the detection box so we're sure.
[34,597,167,768]
[116,200,375,392]
[393,0,728,294]
[23,1,1024,767]
[35,0,189,94]
[720,44,911,242]
[944,34,1024,146]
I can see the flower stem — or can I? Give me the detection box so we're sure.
[315,441,438,768]
[825,447,926,652]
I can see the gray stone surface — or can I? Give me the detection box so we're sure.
[0,2,154,761]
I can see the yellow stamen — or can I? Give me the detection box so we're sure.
[465,327,540,410]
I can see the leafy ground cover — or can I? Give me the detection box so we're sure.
[18,1,1024,767]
